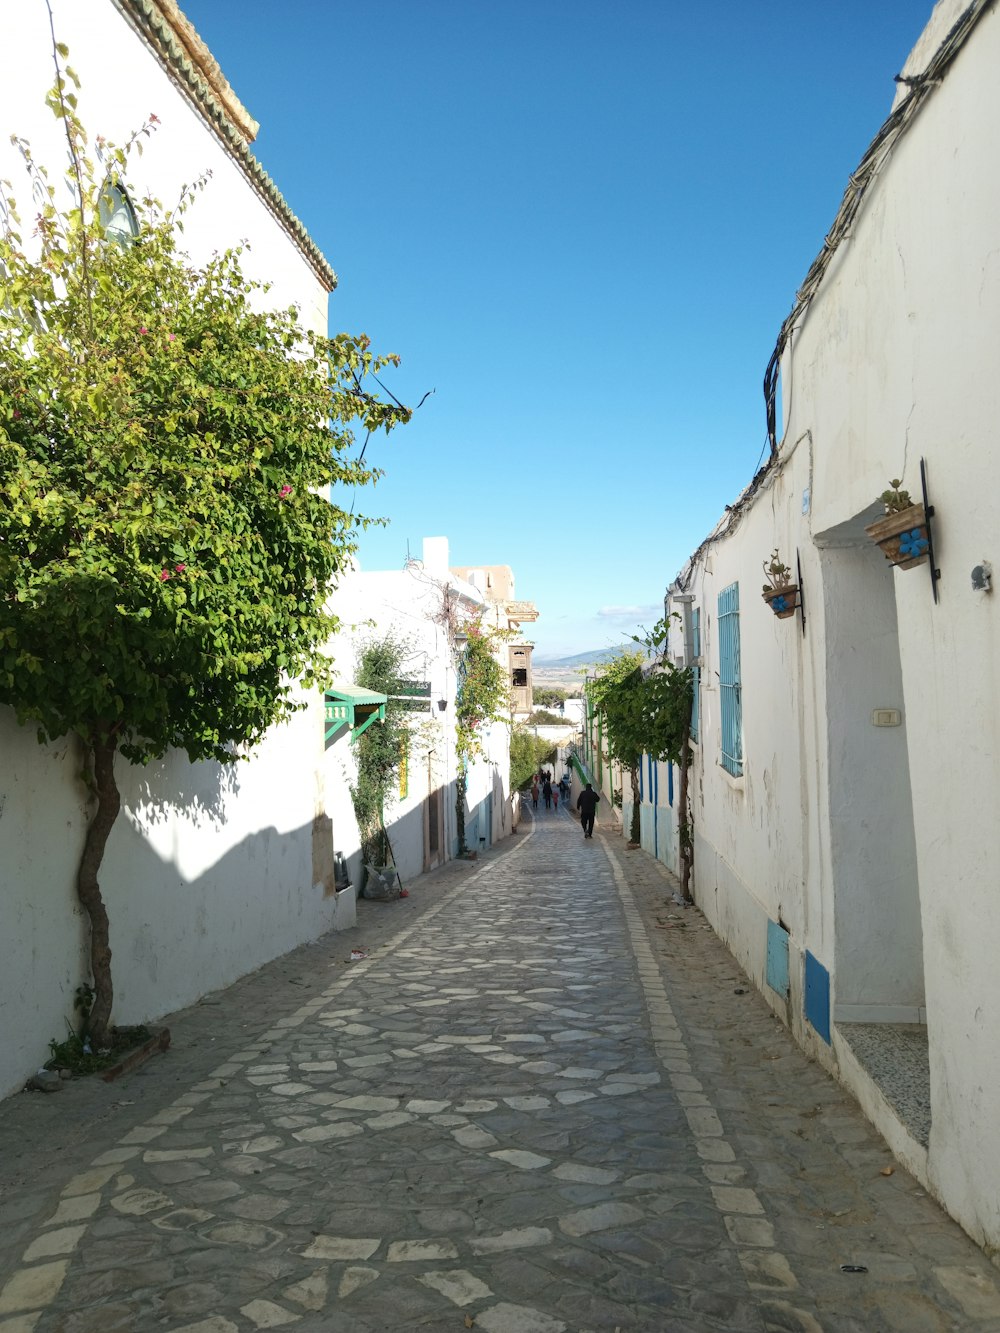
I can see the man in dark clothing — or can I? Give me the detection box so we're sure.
[577,782,599,838]
[541,778,552,810]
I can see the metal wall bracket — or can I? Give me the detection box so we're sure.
[920,457,941,603]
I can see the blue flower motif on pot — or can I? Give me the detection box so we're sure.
[898,529,928,560]
[771,595,789,613]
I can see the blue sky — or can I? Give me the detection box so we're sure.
[182,0,929,658]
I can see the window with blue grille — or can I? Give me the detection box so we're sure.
[718,583,743,776]
[690,607,701,743]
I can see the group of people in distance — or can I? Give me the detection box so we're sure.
[529,771,600,839]
[530,771,561,810]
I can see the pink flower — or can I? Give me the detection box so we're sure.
[12,409,21,419]
[279,484,293,498]
[167,333,176,342]
[174,563,186,573]
[139,327,148,335]
[159,569,171,581]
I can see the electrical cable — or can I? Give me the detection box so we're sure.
[762,0,992,457]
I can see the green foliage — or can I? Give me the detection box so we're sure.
[587,651,643,768]
[527,709,570,726]
[510,727,556,791]
[587,619,692,842]
[0,88,410,765]
[533,686,568,708]
[454,620,509,764]
[0,64,411,1044]
[878,478,915,513]
[762,549,794,592]
[47,1023,151,1077]
[351,632,412,866]
[453,617,509,855]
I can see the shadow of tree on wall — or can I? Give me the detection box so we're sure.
[106,812,332,993]
[127,753,239,830]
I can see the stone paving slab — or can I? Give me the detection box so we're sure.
[1,806,999,1330]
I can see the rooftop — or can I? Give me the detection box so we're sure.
[115,0,337,291]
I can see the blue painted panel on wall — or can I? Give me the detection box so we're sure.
[766,921,789,997]
[804,950,831,1044]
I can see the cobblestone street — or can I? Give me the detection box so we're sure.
[2,810,999,1332]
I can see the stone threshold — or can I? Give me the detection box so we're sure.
[837,1021,930,1147]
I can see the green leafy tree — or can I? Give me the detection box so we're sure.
[587,620,691,845]
[509,727,555,792]
[0,72,410,1044]
[532,686,567,709]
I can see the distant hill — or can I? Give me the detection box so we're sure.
[533,645,632,669]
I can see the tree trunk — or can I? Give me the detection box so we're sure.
[677,727,694,902]
[77,735,121,1047]
[629,763,641,844]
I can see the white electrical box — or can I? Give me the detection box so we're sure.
[872,708,902,727]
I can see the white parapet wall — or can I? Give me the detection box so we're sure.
[658,0,1000,1249]
[0,0,354,1100]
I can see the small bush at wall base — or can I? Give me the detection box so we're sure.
[47,1025,152,1078]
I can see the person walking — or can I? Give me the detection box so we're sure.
[577,782,599,838]
[552,784,560,812]
[542,777,552,810]
[531,779,539,810]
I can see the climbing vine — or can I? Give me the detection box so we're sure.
[350,632,413,869]
[453,617,510,855]
[455,621,509,762]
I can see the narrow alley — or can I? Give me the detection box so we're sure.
[1,813,998,1333]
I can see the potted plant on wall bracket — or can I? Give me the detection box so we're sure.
[865,479,930,570]
[761,550,800,619]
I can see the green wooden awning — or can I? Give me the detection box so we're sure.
[324,684,387,745]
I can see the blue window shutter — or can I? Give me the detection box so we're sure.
[805,951,831,1044]
[718,583,743,776]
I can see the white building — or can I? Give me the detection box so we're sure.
[0,0,354,1099]
[623,0,1000,1250]
[328,538,517,888]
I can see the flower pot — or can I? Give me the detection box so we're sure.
[865,503,929,569]
[762,584,800,619]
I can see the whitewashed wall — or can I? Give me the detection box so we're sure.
[329,537,515,888]
[0,1,327,329]
[786,0,1000,1246]
[0,1,349,1100]
[663,1,1000,1248]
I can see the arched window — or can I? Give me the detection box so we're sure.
[98,179,139,247]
